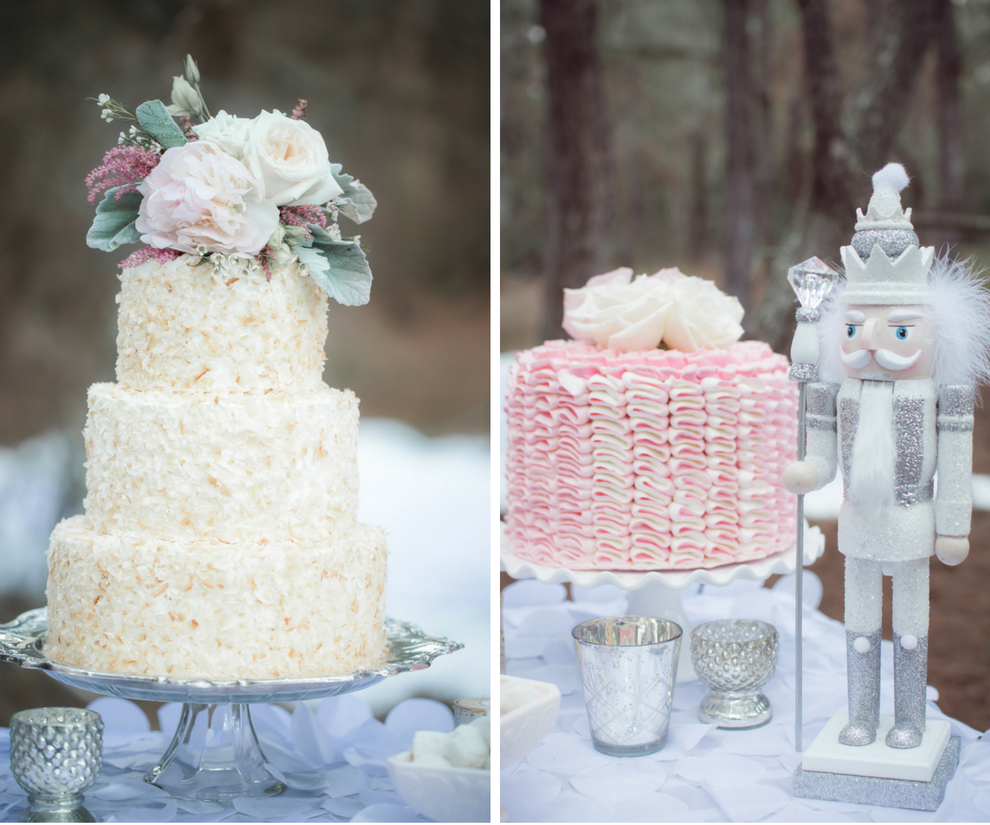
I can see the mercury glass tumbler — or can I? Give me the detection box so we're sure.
[572,616,682,756]
[10,707,103,822]
[690,619,778,729]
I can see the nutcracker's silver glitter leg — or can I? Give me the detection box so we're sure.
[838,629,881,746]
[886,634,928,749]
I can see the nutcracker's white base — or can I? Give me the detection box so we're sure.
[794,712,959,812]
[801,713,949,781]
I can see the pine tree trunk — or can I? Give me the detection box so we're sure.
[538,0,613,342]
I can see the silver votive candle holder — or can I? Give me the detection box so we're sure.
[572,616,682,757]
[10,707,103,822]
[690,619,778,729]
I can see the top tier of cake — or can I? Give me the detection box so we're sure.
[116,256,329,393]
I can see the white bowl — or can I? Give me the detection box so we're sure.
[386,750,490,822]
[500,674,561,767]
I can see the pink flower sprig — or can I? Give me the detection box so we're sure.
[279,205,329,244]
[118,247,183,269]
[290,99,308,121]
[85,146,161,205]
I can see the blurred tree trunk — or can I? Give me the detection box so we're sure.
[538,0,613,341]
[753,0,942,353]
[933,0,963,253]
[722,0,755,313]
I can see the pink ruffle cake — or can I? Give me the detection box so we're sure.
[504,339,799,570]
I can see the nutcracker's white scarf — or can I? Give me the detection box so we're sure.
[849,380,895,515]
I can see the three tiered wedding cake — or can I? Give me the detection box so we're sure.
[44,58,388,679]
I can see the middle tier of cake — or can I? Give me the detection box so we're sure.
[84,383,360,543]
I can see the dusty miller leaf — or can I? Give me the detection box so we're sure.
[86,187,143,252]
[135,100,187,149]
[330,163,377,224]
[294,225,372,306]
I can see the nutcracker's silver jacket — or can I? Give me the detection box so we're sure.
[804,378,974,562]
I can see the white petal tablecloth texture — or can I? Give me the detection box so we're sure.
[501,575,990,822]
[0,695,462,822]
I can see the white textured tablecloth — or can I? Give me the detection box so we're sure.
[501,574,990,822]
[0,694,464,822]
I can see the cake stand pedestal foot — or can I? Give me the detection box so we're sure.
[145,703,286,801]
[625,581,697,682]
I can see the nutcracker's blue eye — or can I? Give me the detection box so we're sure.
[846,325,856,338]
[896,326,909,340]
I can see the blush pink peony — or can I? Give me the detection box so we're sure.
[135,141,279,255]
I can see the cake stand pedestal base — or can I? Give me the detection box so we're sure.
[624,581,697,682]
[793,713,960,811]
[145,704,285,801]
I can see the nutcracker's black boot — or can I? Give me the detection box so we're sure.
[886,634,928,749]
[838,629,881,746]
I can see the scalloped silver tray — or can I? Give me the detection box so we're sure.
[0,608,462,704]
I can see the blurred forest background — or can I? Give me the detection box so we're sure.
[501,0,990,733]
[0,0,489,723]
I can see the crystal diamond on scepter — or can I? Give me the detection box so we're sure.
[788,257,838,311]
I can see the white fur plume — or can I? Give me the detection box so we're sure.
[928,255,990,389]
[872,162,909,193]
[817,279,849,385]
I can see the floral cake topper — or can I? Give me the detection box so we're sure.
[85,55,376,306]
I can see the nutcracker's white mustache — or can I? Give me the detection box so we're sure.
[840,348,921,371]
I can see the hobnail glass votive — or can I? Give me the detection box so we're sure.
[10,707,103,822]
[690,619,778,729]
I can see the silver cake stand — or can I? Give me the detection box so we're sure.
[501,522,824,681]
[0,608,462,802]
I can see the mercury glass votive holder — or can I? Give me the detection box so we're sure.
[572,616,682,757]
[690,619,778,729]
[10,707,103,822]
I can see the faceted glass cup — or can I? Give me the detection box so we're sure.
[572,616,682,757]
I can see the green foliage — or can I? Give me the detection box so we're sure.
[135,100,187,149]
[330,164,377,224]
[293,225,372,306]
[86,187,142,251]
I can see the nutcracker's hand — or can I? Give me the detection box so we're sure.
[935,535,969,566]
[783,460,819,495]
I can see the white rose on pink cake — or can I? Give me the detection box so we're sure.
[135,141,278,255]
[563,266,744,352]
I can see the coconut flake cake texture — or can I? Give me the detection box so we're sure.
[504,267,799,571]
[45,57,387,679]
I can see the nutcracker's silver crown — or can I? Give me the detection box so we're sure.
[841,163,933,306]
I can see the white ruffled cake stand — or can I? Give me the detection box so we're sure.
[0,608,461,802]
[501,523,825,681]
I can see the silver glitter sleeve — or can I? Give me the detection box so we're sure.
[935,384,975,537]
[805,382,839,489]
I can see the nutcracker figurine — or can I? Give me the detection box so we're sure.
[788,163,990,809]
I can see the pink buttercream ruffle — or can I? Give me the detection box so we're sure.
[504,340,799,571]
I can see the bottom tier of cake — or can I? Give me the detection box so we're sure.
[44,515,388,679]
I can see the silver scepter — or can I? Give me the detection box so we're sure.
[786,257,837,752]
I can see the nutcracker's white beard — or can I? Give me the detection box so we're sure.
[848,380,896,516]
[840,348,921,371]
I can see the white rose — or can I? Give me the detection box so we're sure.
[193,110,253,158]
[136,141,279,256]
[664,275,744,351]
[241,110,343,206]
[562,267,743,353]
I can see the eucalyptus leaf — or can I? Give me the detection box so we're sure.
[135,100,187,149]
[86,187,143,252]
[295,226,372,306]
[330,163,377,224]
